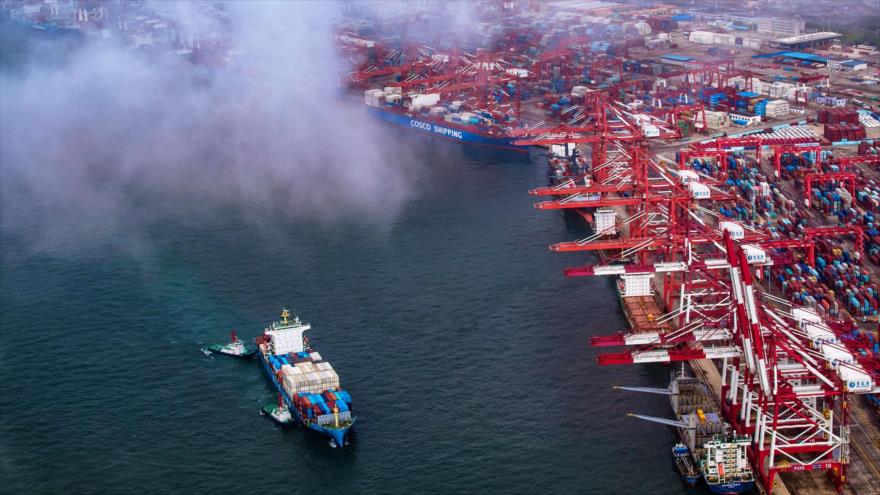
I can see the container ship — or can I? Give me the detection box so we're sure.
[619,368,756,494]
[364,88,522,150]
[255,309,355,447]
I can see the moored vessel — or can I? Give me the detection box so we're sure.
[672,443,700,486]
[619,368,755,493]
[364,88,524,151]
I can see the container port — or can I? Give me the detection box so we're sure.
[2,0,880,493]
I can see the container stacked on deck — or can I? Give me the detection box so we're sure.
[279,351,341,395]
[292,389,353,422]
[364,89,385,107]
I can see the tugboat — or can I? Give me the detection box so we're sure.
[672,443,700,486]
[207,330,256,359]
[261,393,294,426]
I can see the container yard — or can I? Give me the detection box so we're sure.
[3,0,880,494]
[339,0,880,493]
[460,1,880,491]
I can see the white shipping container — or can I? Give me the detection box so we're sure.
[411,93,441,110]
[296,362,316,373]
[621,274,652,297]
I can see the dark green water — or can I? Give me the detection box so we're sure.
[1,141,704,493]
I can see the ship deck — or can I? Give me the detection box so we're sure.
[620,295,672,334]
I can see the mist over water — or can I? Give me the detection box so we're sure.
[0,1,423,256]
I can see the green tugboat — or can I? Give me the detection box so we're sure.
[207,330,256,359]
[261,394,294,426]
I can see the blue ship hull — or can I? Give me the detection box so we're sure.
[705,479,755,494]
[366,107,525,151]
[259,352,354,446]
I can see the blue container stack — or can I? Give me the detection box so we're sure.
[754,99,767,116]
